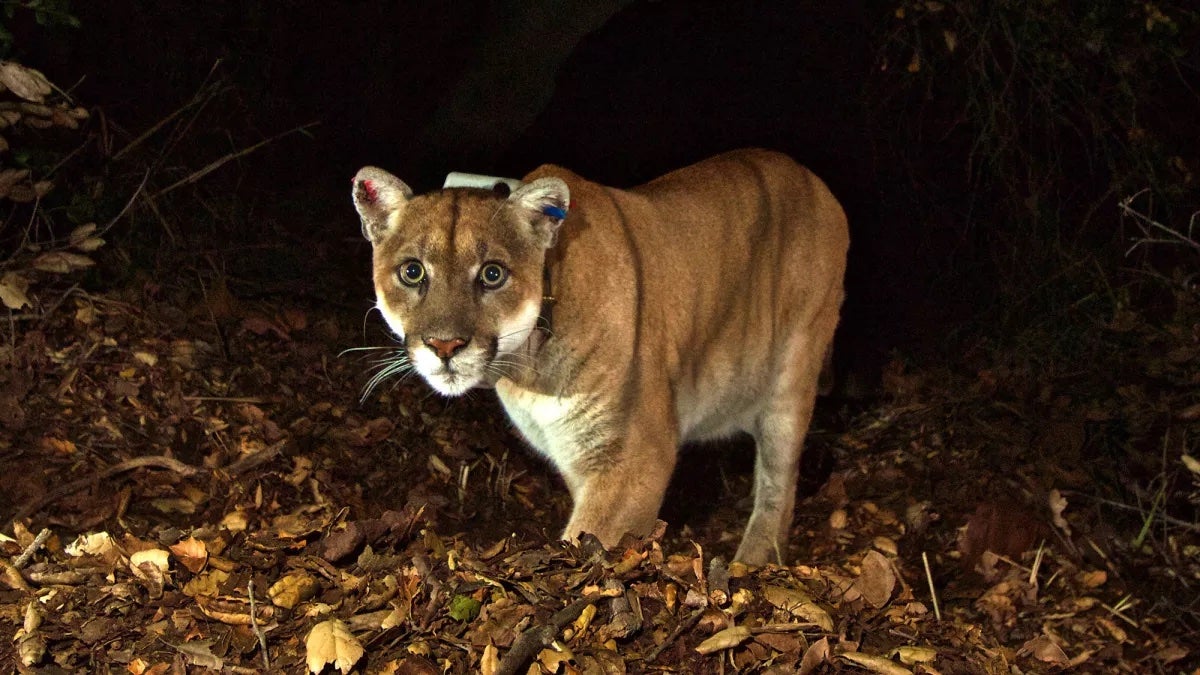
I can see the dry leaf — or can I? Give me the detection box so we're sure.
[894,645,937,664]
[74,235,106,252]
[1181,453,1200,474]
[168,537,208,574]
[65,532,117,558]
[169,640,224,670]
[1019,634,1070,665]
[1048,489,1071,535]
[763,585,834,632]
[270,571,321,609]
[0,62,52,103]
[798,636,830,675]
[480,642,499,675]
[32,251,94,274]
[15,601,46,666]
[840,652,912,675]
[694,625,752,655]
[0,272,30,310]
[854,550,896,608]
[306,619,364,674]
[130,548,171,583]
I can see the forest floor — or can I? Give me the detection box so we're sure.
[1,226,1199,674]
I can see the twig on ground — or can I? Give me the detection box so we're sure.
[247,578,270,670]
[7,455,201,529]
[922,551,942,622]
[498,595,598,675]
[225,440,286,477]
[645,607,705,663]
[12,528,52,569]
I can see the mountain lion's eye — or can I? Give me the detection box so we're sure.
[398,260,425,286]
[478,262,508,289]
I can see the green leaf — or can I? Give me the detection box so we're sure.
[447,595,481,622]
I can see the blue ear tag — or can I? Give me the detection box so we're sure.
[542,205,567,220]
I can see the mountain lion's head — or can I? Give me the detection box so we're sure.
[352,167,569,396]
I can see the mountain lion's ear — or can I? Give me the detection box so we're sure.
[352,167,413,243]
[509,177,570,248]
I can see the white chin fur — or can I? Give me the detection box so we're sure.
[411,346,483,396]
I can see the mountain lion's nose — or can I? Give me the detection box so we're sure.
[424,337,469,360]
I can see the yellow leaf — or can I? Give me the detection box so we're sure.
[0,271,30,309]
[269,571,321,609]
[907,51,921,73]
[894,646,938,664]
[943,29,958,53]
[694,625,752,655]
[306,619,364,674]
[840,652,913,675]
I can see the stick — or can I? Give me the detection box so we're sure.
[645,607,705,663]
[247,578,270,670]
[12,528,52,569]
[922,551,941,621]
[7,455,201,528]
[151,122,319,199]
[497,596,597,675]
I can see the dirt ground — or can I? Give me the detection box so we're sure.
[1,221,1197,675]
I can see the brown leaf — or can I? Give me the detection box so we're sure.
[168,537,209,574]
[798,636,830,675]
[958,501,1044,572]
[1019,634,1070,665]
[853,550,896,608]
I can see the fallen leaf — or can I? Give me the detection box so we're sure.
[168,639,224,670]
[1181,453,1200,474]
[1048,489,1071,536]
[894,645,937,664]
[270,571,321,609]
[798,636,830,674]
[480,642,499,675]
[853,550,896,608]
[32,251,94,274]
[306,619,364,674]
[0,272,30,310]
[840,651,912,675]
[129,548,171,577]
[1019,634,1070,665]
[694,625,752,655]
[0,62,53,103]
[763,585,834,632]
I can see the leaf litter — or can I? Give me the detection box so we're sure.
[1,209,1199,673]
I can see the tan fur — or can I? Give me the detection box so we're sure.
[352,149,848,564]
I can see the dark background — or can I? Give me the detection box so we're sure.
[14,0,1200,388]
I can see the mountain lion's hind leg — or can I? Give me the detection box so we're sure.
[736,310,840,565]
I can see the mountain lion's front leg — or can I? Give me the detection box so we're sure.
[560,422,678,547]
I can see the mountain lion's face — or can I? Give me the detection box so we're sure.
[352,169,567,396]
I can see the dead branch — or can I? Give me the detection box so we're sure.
[497,595,598,675]
[150,121,319,200]
[7,455,201,529]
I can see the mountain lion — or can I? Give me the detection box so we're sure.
[352,149,848,564]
